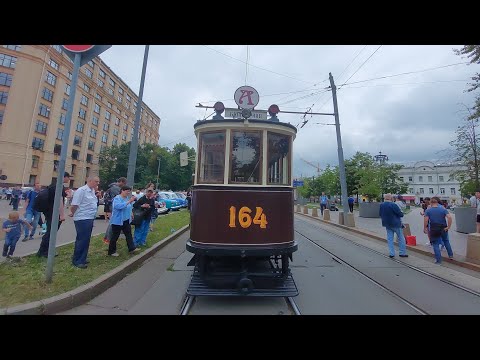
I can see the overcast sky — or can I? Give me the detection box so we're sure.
[99,45,477,178]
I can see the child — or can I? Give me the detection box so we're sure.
[2,211,32,259]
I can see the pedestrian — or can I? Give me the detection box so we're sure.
[2,211,32,259]
[424,196,454,264]
[319,192,328,216]
[22,181,42,241]
[470,190,480,233]
[348,195,354,213]
[379,193,408,258]
[108,185,139,257]
[11,186,22,211]
[102,177,127,244]
[69,176,100,269]
[36,172,71,258]
[133,189,156,247]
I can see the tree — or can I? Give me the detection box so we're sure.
[454,45,480,120]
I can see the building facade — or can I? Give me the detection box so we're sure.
[397,160,466,204]
[0,45,160,188]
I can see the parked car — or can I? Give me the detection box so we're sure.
[96,198,105,219]
[157,192,182,211]
[174,192,188,208]
[157,200,169,215]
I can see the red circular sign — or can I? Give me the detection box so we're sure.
[62,45,95,53]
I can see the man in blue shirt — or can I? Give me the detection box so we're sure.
[22,182,41,241]
[319,192,328,216]
[379,193,408,258]
[348,196,355,213]
[424,196,453,264]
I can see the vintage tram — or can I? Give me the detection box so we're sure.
[186,102,298,297]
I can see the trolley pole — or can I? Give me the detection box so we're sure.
[127,45,150,187]
[329,73,349,215]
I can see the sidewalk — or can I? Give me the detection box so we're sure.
[300,205,473,263]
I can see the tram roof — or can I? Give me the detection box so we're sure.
[194,119,297,133]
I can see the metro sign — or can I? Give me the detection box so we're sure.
[234,85,260,110]
[62,45,95,53]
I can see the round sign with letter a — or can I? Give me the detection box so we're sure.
[62,45,95,53]
[234,86,260,110]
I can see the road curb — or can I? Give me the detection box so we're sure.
[1,225,190,315]
[296,212,480,273]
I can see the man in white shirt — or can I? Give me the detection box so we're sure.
[69,176,100,269]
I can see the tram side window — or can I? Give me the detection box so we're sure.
[267,132,291,185]
[230,130,262,184]
[198,131,225,184]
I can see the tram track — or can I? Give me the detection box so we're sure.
[294,217,480,314]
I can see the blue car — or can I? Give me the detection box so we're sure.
[158,192,182,211]
[174,192,188,208]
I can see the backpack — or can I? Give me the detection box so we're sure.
[33,188,51,213]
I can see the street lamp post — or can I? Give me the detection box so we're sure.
[374,151,389,201]
[156,157,161,190]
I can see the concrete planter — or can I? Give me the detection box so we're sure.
[455,206,476,234]
[359,202,381,218]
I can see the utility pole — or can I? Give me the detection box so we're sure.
[127,45,150,187]
[329,73,349,214]
[156,157,161,189]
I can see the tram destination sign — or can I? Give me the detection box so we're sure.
[224,108,267,120]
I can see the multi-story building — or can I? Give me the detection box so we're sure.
[0,45,160,188]
[397,160,466,204]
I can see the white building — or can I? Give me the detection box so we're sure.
[397,161,466,205]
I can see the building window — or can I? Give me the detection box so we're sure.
[83,83,90,93]
[0,53,17,68]
[92,116,99,126]
[64,83,70,95]
[84,68,93,79]
[48,58,59,70]
[38,104,50,118]
[85,167,90,177]
[113,128,118,136]
[59,113,66,125]
[76,121,84,133]
[198,131,226,184]
[54,144,61,155]
[73,135,82,147]
[399,176,404,182]
[45,71,56,86]
[267,132,290,185]
[52,45,62,53]
[35,120,48,134]
[103,123,109,131]
[87,60,94,68]
[428,176,432,182]
[107,101,112,109]
[440,188,445,194]
[100,145,106,153]
[39,87,53,102]
[118,87,124,95]
[78,108,86,119]
[88,140,95,150]
[0,91,8,104]
[105,111,111,120]
[101,134,108,143]
[429,188,434,194]
[53,160,59,172]
[451,188,456,195]
[94,103,100,113]
[117,95,122,103]
[72,149,80,160]
[99,68,106,78]
[130,128,134,135]
[90,128,97,138]
[125,94,131,102]
[123,123,128,131]
[95,92,102,101]
[0,72,12,86]
[80,95,89,106]
[408,176,413,182]
[124,102,129,110]
[419,176,423,182]
[409,188,414,193]
[419,188,424,194]
[71,164,76,175]
[107,88,114,96]
[56,128,64,140]
[86,154,93,163]
[96,78,104,88]
[67,71,73,80]
[439,175,444,182]
[108,78,115,87]
[3,45,21,51]
[112,138,118,146]
[31,156,39,168]
[29,175,37,185]
[115,117,120,126]
[122,133,127,141]
[32,137,44,150]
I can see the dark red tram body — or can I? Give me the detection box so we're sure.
[186,118,298,296]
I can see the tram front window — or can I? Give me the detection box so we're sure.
[267,132,291,185]
[230,130,262,184]
[198,131,225,184]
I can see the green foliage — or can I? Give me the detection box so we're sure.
[99,142,196,191]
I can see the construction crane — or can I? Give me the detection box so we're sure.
[300,158,321,174]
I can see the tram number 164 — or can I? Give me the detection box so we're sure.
[229,206,268,229]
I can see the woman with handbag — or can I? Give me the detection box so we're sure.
[132,189,156,247]
[108,185,139,257]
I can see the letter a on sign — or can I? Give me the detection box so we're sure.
[234,86,260,110]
